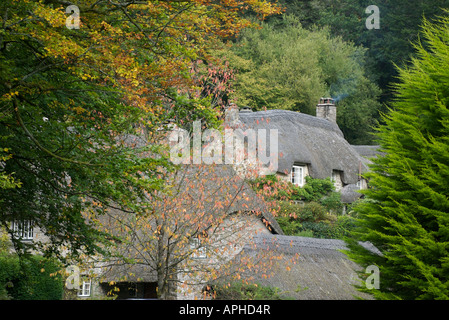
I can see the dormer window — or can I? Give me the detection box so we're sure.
[290,165,305,187]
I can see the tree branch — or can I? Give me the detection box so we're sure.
[12,97,104,167]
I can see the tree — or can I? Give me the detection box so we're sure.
[346,14,449,300]
[0,0,281,259]
[279,0,449,104]
[220,14,381,144]
[0,239,64,300]
[84,164,282,299]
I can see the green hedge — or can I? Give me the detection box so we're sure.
[251,175,352,239]
[250,175,339,204]
[297,218,355,239]
[275,200,356,239]
[0,253,64,300]
[211,282,293,300]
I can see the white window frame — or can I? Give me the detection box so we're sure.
[290,165,305,187]
[78,280,91,297]
[12,220,34,240]
[190,238,206,259]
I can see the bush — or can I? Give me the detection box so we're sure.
[320,191,343,213]
[276,200,302,218]
[297,216,356,239]
[299,202,327,222]
[276,200,356,239]
[295,230,314,238]
[294,176,335,202]
[251,175,349,239]
[250,175,338,204]
[297,222,337,239]
[211,282,292,300]
[276,200,352,238]
[0,253,64,300]
[277,200,332,222]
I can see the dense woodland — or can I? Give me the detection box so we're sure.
[223,0,449,145]
[1,0,449,300]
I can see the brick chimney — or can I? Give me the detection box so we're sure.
[316,98,336,123]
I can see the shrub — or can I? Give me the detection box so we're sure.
[276,215,300,236]
[275,200,352,238]
[211,282,292,300]
[297,216,356,239]
[294,176,335,202]
[251,175,348,239]
[299,202,327,222]
[320,191,343,213]
[295,230,314,238]
[0,253,64,300]
[250,175,338,203]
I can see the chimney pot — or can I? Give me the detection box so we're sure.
[239,106,253,113]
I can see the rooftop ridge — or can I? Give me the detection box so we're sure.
[238,109,343,137]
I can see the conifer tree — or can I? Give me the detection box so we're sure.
[346,14,449,300]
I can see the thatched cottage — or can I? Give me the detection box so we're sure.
[88,100,382,300]
[3,99,381,300]
[86,164,379,300]
[227,98,374,194]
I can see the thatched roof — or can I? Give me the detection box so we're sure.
[99,263,158,283]
[235,234,380,300]
[171,164,283,235]
[341,184,363,204]
[236,110,369,185]
[351,145,383,159]
[113,130,283,234]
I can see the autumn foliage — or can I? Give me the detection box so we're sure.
[0,0,282,257]
[87,164,284,299]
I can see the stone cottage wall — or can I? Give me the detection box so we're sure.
[176,214,272,300]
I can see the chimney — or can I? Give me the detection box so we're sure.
[224,103,240,128]
[316,97,337,123]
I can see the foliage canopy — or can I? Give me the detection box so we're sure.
[220,14,381,144]
[0,0,281,259]
[346,14,449,300]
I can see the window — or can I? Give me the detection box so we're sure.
[290,165,305,187]
[78,280,91,297]
[356,179,366,190]
[12,220,34,240]
[190,238,206,259]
